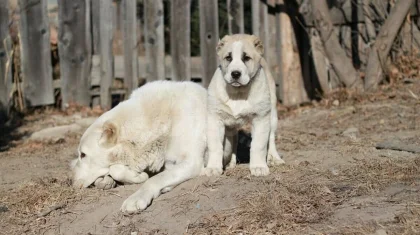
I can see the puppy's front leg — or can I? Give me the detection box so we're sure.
[250,115,271,176]
[202,114,225,176]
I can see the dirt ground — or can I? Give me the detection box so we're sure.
[0,80,419,235]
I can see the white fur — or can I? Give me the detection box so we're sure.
[204,34,285,177]
[70,80,207,214]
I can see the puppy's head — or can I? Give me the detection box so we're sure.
[216,34,264,87]
[71,120,120,189]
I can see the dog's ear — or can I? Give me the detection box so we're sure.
[216,35,229,55]
[99,120,119,148]
[251,35,264,55]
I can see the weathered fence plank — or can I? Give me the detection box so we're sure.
[309,28,330,93]
[199,0,219,87]
[299,0,418,27]
[122,0,139,93]
[276,0,309,106]
[227,0,244,34]
[58,0,92,109]
[91,0,100,55]
[311,0,361,88]
[18,0,54,107]
[0,1,12,121]
[170,0,191,81]
[252,0,268,48]
[144,0,165,81]
[267,0,278,84]
[365,0,415,91]
[99,0,114,109]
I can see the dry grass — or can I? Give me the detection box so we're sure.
[0,177,78,217]
[188,157,420,235]
[0,176,95,234]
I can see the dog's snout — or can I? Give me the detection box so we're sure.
[231,71,241,80]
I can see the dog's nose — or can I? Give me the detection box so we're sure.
[231,71,241,80]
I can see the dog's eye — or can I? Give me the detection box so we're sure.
[225,55,232,62]
[80,152,86,159]
[243,55,251,62]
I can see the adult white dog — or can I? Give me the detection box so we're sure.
[203,34,285,177]
[71,80,207,214]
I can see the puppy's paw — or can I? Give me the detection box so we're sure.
[267,150,285,166]
[94,175,116,190]
[202,167,223,176]
[227,154,237,169]
[250,166,270,176]
[120,194,151,214]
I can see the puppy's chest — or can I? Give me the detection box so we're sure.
[219,100,256,127]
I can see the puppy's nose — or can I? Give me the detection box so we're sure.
[231,71,241,80]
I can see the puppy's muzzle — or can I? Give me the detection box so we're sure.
[231,70,241,80]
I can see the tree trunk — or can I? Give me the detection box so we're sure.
[364,0,415,91]
[311,0,361,89]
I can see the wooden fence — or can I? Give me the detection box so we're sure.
[0,0,420,121]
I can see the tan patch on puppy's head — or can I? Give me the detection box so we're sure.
[216,34,264,87]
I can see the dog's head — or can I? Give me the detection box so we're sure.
[70,120,120,189]
[216,34,264,87]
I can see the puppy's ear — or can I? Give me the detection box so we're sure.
[99,121,119,148]
[216,35,229,55]
[251,35,264,55]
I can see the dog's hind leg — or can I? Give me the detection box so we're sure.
[223,132,238,169]
[267,109,285,166]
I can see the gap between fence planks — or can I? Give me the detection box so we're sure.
[18,0,54,107]
[170,0,191,81]
[58,0,92,109]
[199,0,219,87]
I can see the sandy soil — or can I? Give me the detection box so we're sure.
[0,81,419,235]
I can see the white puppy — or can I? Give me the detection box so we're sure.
[71,80,207,214]
[203,34,285,177]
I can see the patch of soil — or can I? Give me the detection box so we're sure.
[0,80,419,235]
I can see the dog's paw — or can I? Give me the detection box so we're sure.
[250,166,270,176]
[267,150,285,166]
[120,194,151,214]
[268,155,285,166]
[94,175,116,190]
[202,167,223,176]
[226,156,237,169]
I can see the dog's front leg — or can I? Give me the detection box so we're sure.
[250,115,271,176]
[109,164,149,184]
[120,159,202,214]
[202,114,225,176]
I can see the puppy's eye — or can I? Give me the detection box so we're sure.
[243,55,251,62]
[225,55,232,62]
[80,152,86,159]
